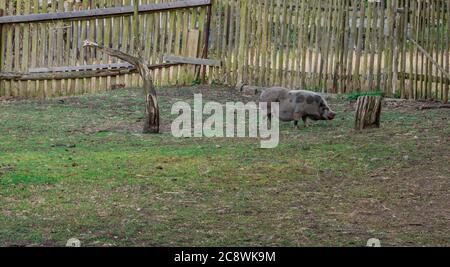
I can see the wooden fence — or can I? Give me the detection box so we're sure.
[0,0,211,98]
[0,0,449,101]
[208,0,449,101]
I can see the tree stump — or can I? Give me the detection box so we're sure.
[354,96,383,130]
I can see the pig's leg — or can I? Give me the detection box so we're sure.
[302,116,309,128]
[267,102,272,123]
[261,102,271,122]
[293,112,302,129]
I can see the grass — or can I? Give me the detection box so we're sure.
[0,85,449,247]
[345,91,386,101]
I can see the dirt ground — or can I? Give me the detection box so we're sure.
[0,85,449,247]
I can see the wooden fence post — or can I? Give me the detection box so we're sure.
[0,8,5,75]
[200,0,212,82]
[0,8,4,96]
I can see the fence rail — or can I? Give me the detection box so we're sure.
[0,0,449,102]
[0,0,211,24]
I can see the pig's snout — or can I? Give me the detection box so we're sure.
[328,111,337,120]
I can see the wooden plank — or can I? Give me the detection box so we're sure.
[32,0,41,97]
[160,0,170,86]
[167,9,177,84]
[258,0,267,86]
[67,0,76,96]
[56,0,64,96]
[411,0,419,99]
[80,0,89,95]
[368,1,376,91]
[30,63,134,73]
[277,0,287,86]
[245,1,254,85]
[445,0,450,103]
[172,6,182,84]
[299,0,309,88]
[0,0,212,24]
[12,0,22,97]
[331,0,343,92]
[321,0,333,91]
[186,28,200,83]
[112,0,122,90]
[311,0,321,90]
[400,0,409,98]
[122,0,131,87]
[265,0,274,86]
[386,0,396,96]
[298,0,307,87]
[340,0,350,93]
[0,4,5,96]
[437,0,444,100]
[284,0,294,88]
[0,63,183,81]
[415,0,424,99]
[102,0,112,92]
[160,3,170,86]
[225,0,234,84]
[376,0,386,92]
[97,0,107,93]
[424,0,431,98]
[163,55,221,66]
[346,0,358,92]
[318,0,329,91]
[306,0,314,87]
[231,0,240,84]
[236,0,247,84]
[154,0,162,86]
[39,0,49,98]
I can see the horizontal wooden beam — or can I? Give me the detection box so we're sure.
[0,0,211,24]
[0,63,183,81]
[163,55,221,67]
[29,63,133,73]
[28,55,220,75]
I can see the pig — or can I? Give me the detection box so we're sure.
[259,87,336,128]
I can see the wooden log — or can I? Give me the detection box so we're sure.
[419,104,450,111]
[235,83,268,96]
[354,95,383,130]
[83,40,160,134]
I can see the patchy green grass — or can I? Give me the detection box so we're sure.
[0,85,449,247]
[344,91,386,101]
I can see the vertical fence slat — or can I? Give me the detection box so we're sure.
[446,0,450,103]
[0,0,5,97]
